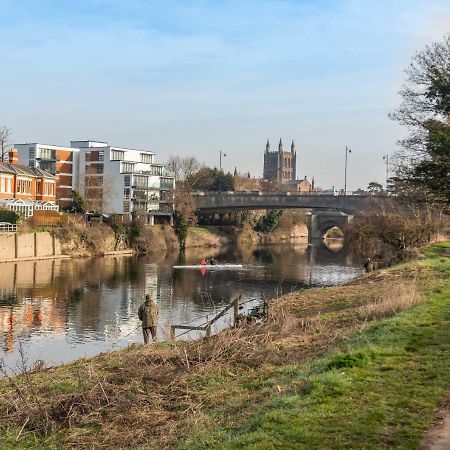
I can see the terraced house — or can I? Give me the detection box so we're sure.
[0,149,57,217]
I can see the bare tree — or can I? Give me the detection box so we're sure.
[167,155,202,185]
[81,173,116,212]
[0,125,12,162]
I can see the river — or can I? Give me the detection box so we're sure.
[0,240,363,374]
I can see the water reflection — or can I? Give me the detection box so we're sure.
[0,241,362,372]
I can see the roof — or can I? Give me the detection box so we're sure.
[0,162,54,178]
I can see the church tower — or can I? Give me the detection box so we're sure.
[263,138,297,183]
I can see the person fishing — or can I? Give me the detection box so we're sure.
[209,257,217,266]
[200,258,207,265]
[138,294,159,344]
[363,257,374,273]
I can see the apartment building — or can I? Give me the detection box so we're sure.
[71,141,174,220]
[15,143,80,208]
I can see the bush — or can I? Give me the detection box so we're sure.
[254,210,283,233]
[0,208,22,224]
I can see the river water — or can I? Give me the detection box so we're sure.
[0,240,362,374]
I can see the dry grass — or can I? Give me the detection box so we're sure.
[0,263,430,449]
[358,281,422,320]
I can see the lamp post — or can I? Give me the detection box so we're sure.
[219,150,227,194]
[382,154,389,191]
[344,146,351,195]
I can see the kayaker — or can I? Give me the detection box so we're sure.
[200,258,207,265]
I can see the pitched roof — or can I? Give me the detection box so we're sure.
[0,162,54,178]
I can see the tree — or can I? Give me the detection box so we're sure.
[166,155,202,248]
[71,190,86,213]
[390,34,450,210]
[167,155,203,194]
[367,181,384,193]
[187,167,235,192]
[0,125,12,162]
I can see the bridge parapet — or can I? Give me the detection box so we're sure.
[195,193,393,214]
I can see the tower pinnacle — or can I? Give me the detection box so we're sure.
[265,139,270,153]
[278,138,283,152]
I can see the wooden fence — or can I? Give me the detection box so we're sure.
[170,295,241,340]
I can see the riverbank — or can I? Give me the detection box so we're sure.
[52,219,308,258]
[0,242,448,449]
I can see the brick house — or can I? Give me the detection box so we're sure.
[0,149,56,203]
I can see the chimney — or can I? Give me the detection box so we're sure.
[9,148,19,165]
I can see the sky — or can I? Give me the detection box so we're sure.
[0,0,449,190]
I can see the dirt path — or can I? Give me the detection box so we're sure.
[422,393,450,450]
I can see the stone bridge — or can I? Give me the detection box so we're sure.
[195,193,395,240]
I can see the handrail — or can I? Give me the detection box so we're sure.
[170,295,242,340]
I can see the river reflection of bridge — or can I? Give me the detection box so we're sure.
[0,243,362,370]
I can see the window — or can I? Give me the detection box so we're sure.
[140,153,153,164]
[121,162,134,173]
[111,150,125,161]
[124,175,131,187]
[40,147,56,160]
[96,164,104,174]
[124,188,130,199]
[29,147,35,167]
[123,201,130,213]
[36,181,41,194]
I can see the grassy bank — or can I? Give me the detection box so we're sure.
[0,243,448,449]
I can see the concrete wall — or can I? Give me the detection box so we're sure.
[16,233,35,258]
[0,233,16,259]
[0,232,62,261]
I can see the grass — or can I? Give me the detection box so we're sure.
[0,242,448,449]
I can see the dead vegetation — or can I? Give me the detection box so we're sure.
[0,264,429,449]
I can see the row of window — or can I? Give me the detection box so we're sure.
[17,179,33,194]
[36,181,56,196]
[0,177,13,194]
[0,177,55,196]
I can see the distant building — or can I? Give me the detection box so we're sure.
[72,140,174,222]
[263,139,297,183]
[15,143,80,208]
[278,176,314,193]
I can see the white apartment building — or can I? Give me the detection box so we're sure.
[71,141,175,220]
[15,143,80,208]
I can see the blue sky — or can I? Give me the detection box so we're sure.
[1,0,449,189]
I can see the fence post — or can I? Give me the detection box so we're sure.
[205,324,211,337]
[233,295,240,325]
[170,326,176,341]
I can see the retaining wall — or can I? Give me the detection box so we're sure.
[0,232,63,262]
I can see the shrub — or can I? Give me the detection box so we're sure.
[0,208,22,224]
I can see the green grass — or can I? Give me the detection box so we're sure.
[1,243,448,449]
[178,244,450,449]
[188,226,220,235]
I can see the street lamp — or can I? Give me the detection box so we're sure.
[344,146,351,195]
[382,154,389,191]
[219,150,227,194]
[219,150,227,172]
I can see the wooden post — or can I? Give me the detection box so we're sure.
[233,295,240,325]
[205,324,211,337]
[170,326,176,341]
